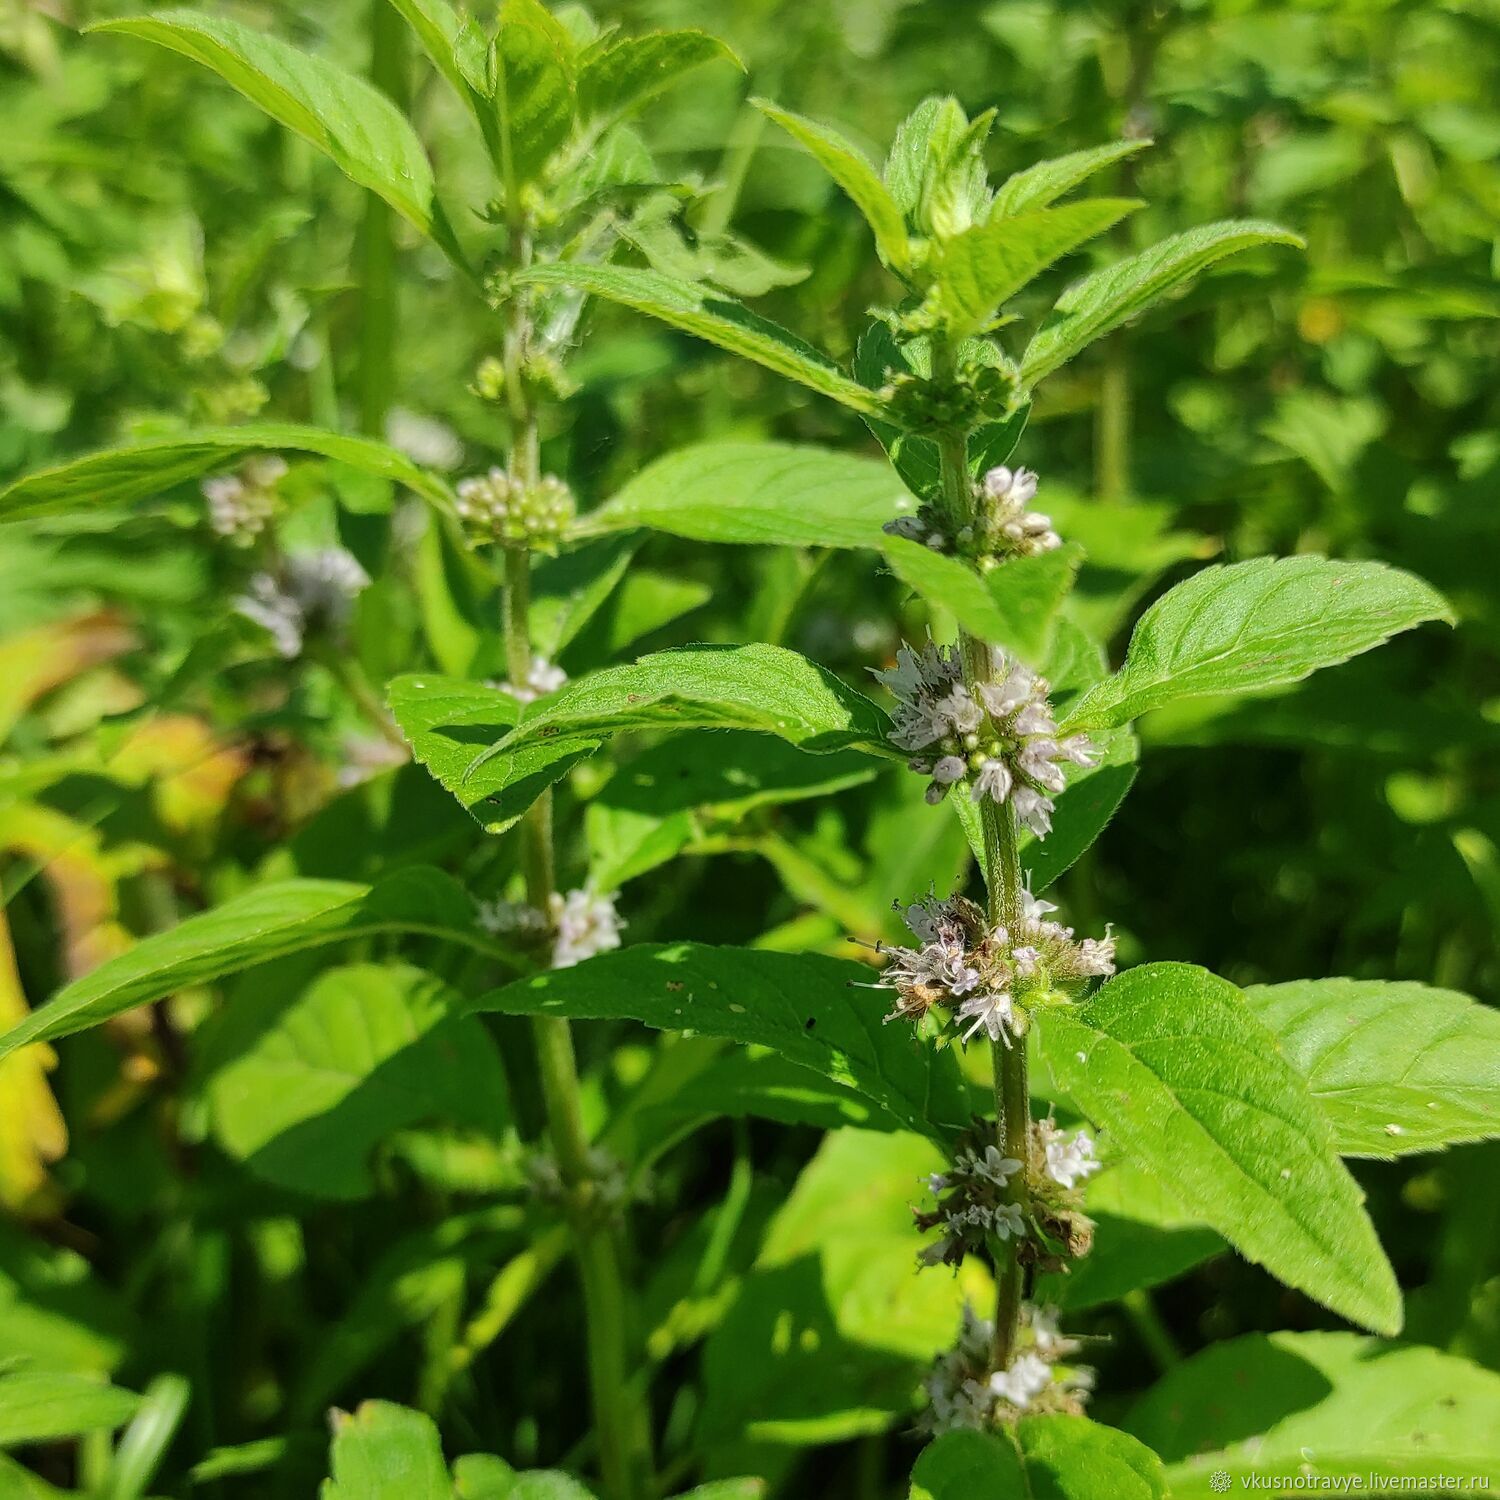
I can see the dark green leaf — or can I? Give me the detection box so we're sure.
[494,0,576,184]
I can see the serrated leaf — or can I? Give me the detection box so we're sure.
[1063,556,1452,732]
[512,263,880,414]
[756,101,910,273]
[90,13,456,255]
[1127,1332,1500,1486]
[579,30,736,121]
[0,424,453,523]
[321,1400,450,1500]
[0,1370,140,1447]
[910,1419,1168,1500]
[991,139,1152,218]
[1022,219,1304,383]
[580,442,906,549]
[204,963,509,1199]
[0,868,511,1061]
[1244,979,1500,1158]
[1042,963,1403,1334]
[936,199,1140,337]
[494,0,576,184]
[471,947,972,1142]
[882,538,1083,662]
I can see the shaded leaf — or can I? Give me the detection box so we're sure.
[580,31,737,121]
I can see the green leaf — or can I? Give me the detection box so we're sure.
[1063,556,1452,732]
[494,0,576,185]
[1244,979,1500,1158]
[1126,1332,1500,1487]
[755,101,911,273]
[321,1400,451,1500]
[910,1418,1168,1500]
[0,868,511,1061]
[90,12,456,254]
[471,947,973,1142]
[936,199,1140,337]
[384,0,490,118]
[582,442,904,550]
[0,1370,139,1447]
[0,424,453,523]
[203,963,510,1199]
[1021,219,1304,383]
[529,536,639,659]
[701,1131,989,1445]
[512,263,881,414]
[883,538,1084,662]
[1042,963,1403,1335]
[579,31,737,121]
[991,139,1152,218]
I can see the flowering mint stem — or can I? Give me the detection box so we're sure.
[932,346,1032,1371]
[501,273,653,1500]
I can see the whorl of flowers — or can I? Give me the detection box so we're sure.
[915,1143,1025,1270]
[923,1303,1093,1434]
[873,888,1115,1050]
[882,464,1061,569]
[874,640,1097,836]
[493,655,568,705]
[234,547,369,658]
[455,467,574,550]
[202,454,286,544]
[475,887,623,971]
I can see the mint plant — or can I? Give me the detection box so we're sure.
[1,4,1497,1499]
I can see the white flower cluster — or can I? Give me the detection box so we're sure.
[916,1144,1026,1269]
[202,455,286,544]
[874,640,1096,835]
[1038,1119,1102,1191]
[385,407,463,471]
[234,547,369,658]
[876,889,1115,1050]
[455,467,574,550]
[494,656,568,705]
[924,1303,1093,1434]
[881,464,1061,566]
[529,1144,630,1220]
[475,887,624,970]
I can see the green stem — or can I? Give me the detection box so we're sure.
[933,352,1031,1372]
[1123,1288,1182,1373]
[500,300,652,1500]
[1095,345,1131,503]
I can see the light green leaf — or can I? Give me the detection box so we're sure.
[321,1400,450,1500]
[1244,979,1500,1158]
[579,31,737,121]
[0,1370,139,1447]
[90,13,455,253]
[1063,556,1452,732]
[384,0,490,117]
[936,199,1140,337]
[910,1418,1168,1500]
[0,868,511,1061]
[528,536,639,659]
[755,101,911,272]
[583,442,904,550]
[991,139,1152,218]
[701,1131,990,1445]
[1042,963,1403,1334]
[1127,1332,1500,1487]
[0,424,453,523]
[1022,219,1304,383]
[512,264,881,414]
[204,963,510,1199]
[883,538,1084,662]
[0,1225,136,1376]
[494,0,576,185]
[471,948,973,1142]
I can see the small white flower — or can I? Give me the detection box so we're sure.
[1012,785,1053,838]
[992,1201,1026,1239]
[956,989,1016,1045]
[474,897,548,940]
[549,888,623,969]
[971,756,1013,804]
[932,755,968,785]
[988,1351,1053,1408]
[973,1145,1023,1186]
[500,655,568,704]
[1042,1123,1101,1190]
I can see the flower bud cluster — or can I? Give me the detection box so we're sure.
[881,360,1016,435]
[874,888,1114,1052]
[924,1303,1093,1434]
[875,640,1097,837]
[883,465,1061,568]
[233,547,369,658]
[528,1145,631,1226]
[455,467,575,551]
[202,455,286,544]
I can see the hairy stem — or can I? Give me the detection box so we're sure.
[500,283,652,1500]
[933,352,1031,1371]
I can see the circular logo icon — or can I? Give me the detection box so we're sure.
[1209,1473,1232,1495]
